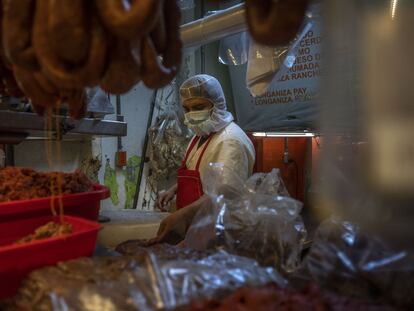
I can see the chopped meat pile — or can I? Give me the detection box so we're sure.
[0,167,92,202]
[188,283,395,311]
[115,240,211,261]
[16,221,73,244]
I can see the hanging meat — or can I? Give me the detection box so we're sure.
[2,0,39,71]
[94,0,162,40]
[0,1,25,98]
[100,39,141,95]
[47,0,91,66]
[12,66,57,115]
[245,0,310,46]
[33,0,108,90]
[0,0,183,119]
[140,0,182,89]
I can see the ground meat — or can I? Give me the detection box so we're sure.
[188,283,396,311]
[0,167,92,202]
[16,221,73,244]
[115,240,211,261]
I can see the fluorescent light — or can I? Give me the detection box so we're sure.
[252,132,316,137]
[391,0,398,19]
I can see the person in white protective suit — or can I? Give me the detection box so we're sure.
[152,74,255,244]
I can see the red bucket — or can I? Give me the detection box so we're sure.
[0,184,110,223]
[0,215,101,299]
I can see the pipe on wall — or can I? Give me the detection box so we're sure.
[180,3,246,49]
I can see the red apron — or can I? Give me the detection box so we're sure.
[176,135,214,209]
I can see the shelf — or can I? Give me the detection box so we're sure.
[0,111,127,144]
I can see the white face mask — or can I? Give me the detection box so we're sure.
[184,109,214,135]
[184,110,211,124]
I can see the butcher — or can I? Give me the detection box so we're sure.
[154,74,255,244]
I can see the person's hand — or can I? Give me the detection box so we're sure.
[155,187,176,211]
[153,207,193,244]
[177,240,187,248]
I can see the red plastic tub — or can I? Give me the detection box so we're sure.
[0,184,110,223]
[0,215,101,299]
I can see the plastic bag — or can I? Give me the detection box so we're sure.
[246,5,316,97]
[185,164,306,273]
[218,32,250,66]
[5,248,284,311]
[160,252,286,308]
[245,168,290,197]
[85,87,114,118]
[302,217,414,308]
[148,108,192,188]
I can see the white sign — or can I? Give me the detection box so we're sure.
[229,21,321,132]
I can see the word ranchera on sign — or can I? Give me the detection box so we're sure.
[254,27,321,106]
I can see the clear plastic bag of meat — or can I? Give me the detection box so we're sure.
[185,163,307,273]
[3,249,285,311]
[301,217,414,309]
[244,168,290,197]
[160,251,286,308]
[148,107,192,191]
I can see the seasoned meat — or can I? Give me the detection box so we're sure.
[16,221,72,244]
[0,167,92,202]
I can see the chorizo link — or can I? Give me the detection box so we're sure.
[245,0,309,46]
[33,0,107,89]
[140,37,175,89]
[94,0,161,40]
[140,0,182,89]
[2,0,39,70]
[100,39,141,94]
[13,66,59,114]
[67,89,86,119]
[47,0,90,65]
[162,0,182,70]
[150,5,167,54]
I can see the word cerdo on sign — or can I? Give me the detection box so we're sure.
[230,23,322,132]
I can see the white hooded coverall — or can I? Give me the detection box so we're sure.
[180,74,255,189]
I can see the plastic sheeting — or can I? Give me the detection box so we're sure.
[4,249,285,311]
[228,2,321,132]
[148,108,192,190]
[218,32,249,66]
[300,218,414,309]
[246,21,312,98]
[320,0,414,249]
[85,87,114,117]
[185,164,306,273]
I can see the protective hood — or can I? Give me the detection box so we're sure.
[180,74,234,135]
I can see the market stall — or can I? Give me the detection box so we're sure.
[0,0,413,310]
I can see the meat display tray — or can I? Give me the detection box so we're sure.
[0,215,100,299]
[0,184,110,223]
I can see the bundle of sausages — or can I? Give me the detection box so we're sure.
[245,0,309,46]
[0,0,182,118]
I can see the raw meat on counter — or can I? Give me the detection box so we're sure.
[188,283,396,311]
[115,239,211,260]
[0,167,92,202]
[1,246,281,311]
